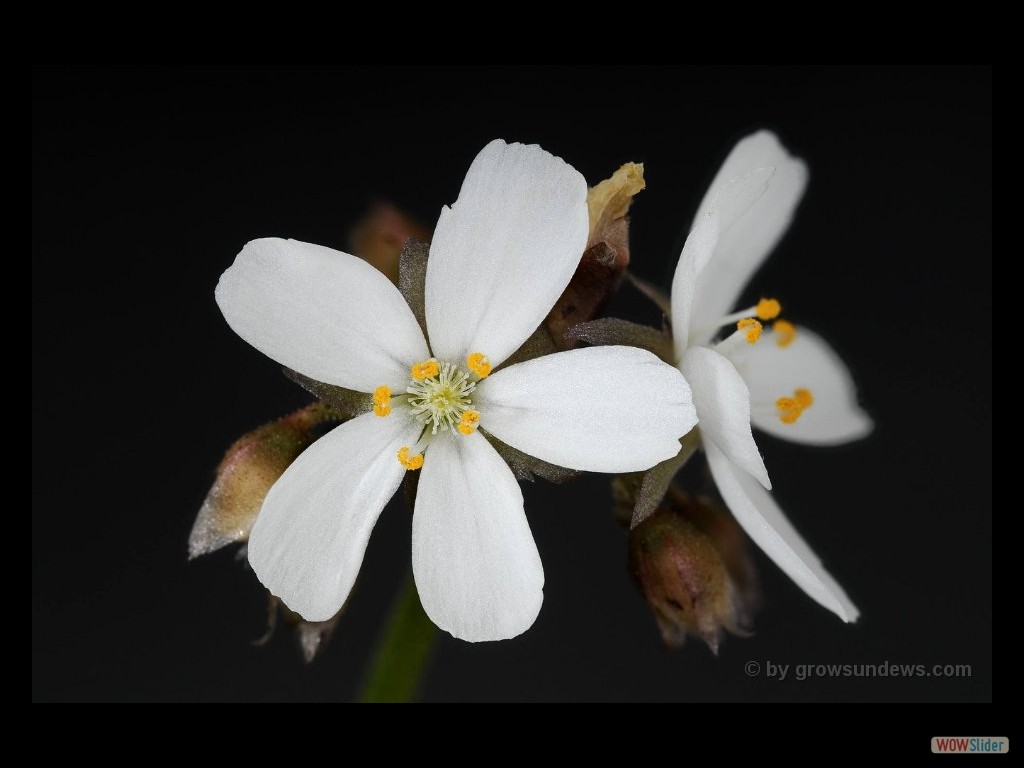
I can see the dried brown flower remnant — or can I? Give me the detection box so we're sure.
[546,163,645,347]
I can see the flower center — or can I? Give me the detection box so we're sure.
[406,359,477,435]
[374,354,492,471]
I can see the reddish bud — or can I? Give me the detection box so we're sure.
[629,488,757,652]
[189,403,337,559]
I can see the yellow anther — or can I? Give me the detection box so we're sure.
[372,385,392,417]
[776,389,814,424]
[457,409,480,435]
[756,298,782,320]
[411,359,440,380]
[466,352,492,378]
[737,317,763,344]
[776,397,802,424]
[397,446,424,471]
[794,388,814,408]
[773,320,797,348]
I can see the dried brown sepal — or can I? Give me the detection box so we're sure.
[283,369,372,418]
[398,239,430,340]
[564,318,674,363]
[545,163,645,349]
[189,403,340,558]
[348,202,430,284]
[586,162,645,245]
[481,430,578,484]
[611,471,645,527]
[630,432,700,529]
[496,324,560,371]
[630,488,754,653]
[257,595,343,664]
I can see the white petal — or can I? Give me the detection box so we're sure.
[704,440,860,622]
[412,431,543,642]
[680,346,771,489]
[216,238,429,393]
[735,325,874,445]
[248,410,421,621]
[670,211,719,359]
[424,140,588,367]
[688,132,808,344]
[476,346,697,473]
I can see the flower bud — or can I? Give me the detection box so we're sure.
[629,488,757,652]
[189,403,337,559]
[348,203,430,284]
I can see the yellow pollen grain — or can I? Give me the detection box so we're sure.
[411,359,440,380]
[466,352,492,378]
[756,298,782,320]
[773,320,797,348]
[737,317,763,344]
[397,446,424,471]
[795,388,814,408]
[372,385,392,417]
[457,409,480,435]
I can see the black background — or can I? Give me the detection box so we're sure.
[33,66,992,704]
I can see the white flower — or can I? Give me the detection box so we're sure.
[216,140,697,642]
[670,131,873,622]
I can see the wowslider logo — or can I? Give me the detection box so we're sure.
[932,738,1009,754]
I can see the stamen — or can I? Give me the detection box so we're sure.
[776,388,814,424]
[710,298,784,332]
[466,352,492,378]
[773,320,797,348]
[397,446,424,471]
[737,317,763,344]
[411,359,440,380]
[457,410,480,435]
[756,298,782,320]
[372,385,392,417]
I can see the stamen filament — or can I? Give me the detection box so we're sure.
[716,298,783,327]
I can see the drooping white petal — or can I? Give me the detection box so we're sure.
[216,238,429,393]
[671,166,774,352]
[670,211,719,359]
[734,325,874,445]
[424,140,589,367]
[688,132,808,345]
[476,346,697,473]
[680,346,771,489]
[704,440,860,622]
[248,410,422,622]
[412,431,543,642]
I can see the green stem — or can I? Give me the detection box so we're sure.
[357,570,438,703]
